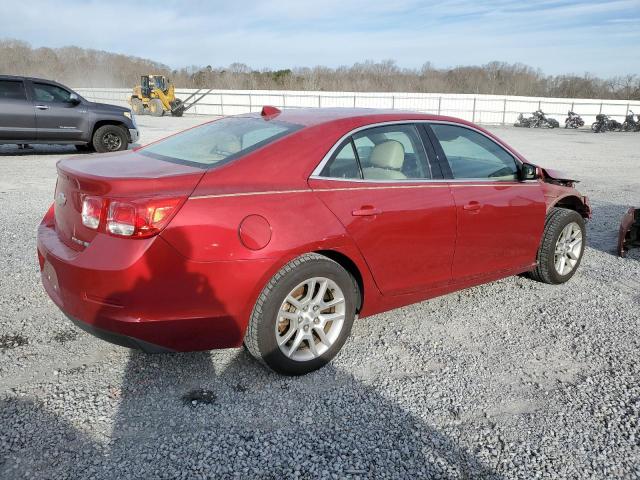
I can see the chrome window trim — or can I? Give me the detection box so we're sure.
[309,175,539,185]
[311,119,525,183]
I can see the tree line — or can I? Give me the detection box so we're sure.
[1,39,638,100]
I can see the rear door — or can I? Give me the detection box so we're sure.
[309,123,456,296]
[0,78,36,141]
[427,122,546,281]
[29,81,86,141]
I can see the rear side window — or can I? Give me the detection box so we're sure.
[319,124,432,181]
[320,141,362,179]
[431,124,518,180]
[0,80,26,100]
[140,117,300,168]
[33,83,72,103]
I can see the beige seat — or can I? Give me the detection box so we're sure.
[210,133,241,157]
[362,140,407,180]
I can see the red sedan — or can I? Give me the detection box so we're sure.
[37,107,590,375]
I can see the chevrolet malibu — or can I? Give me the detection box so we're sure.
[37,107,590,375]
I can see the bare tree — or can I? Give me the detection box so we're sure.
[0,39,637,100]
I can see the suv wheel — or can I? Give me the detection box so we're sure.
[92,125,128,153]
[244,253,358,375]
[529,208,586,284]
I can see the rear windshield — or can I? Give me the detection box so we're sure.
[140,117,300,168]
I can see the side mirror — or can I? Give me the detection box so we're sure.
[68,93,81,105]
[520,163,538,181]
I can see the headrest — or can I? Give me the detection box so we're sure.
[211,133,241,156]
[369,140,404,169]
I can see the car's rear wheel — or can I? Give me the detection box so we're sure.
[244,253,358,375]
[529,208,586,284]
[92,125,128,153]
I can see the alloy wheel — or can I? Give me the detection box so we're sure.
[554,222,583,276]
[275,277,345,362]
[102,132,122,151]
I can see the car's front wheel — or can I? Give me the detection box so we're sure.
[92,125,128,153]
[244,253,358,375]
[529,208,586,284]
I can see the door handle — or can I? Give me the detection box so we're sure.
[463,201,481,212]
[35,105,49,110]
[352,206,382,216]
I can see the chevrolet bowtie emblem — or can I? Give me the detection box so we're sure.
[56,191,67,206]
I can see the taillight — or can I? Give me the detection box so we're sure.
[82,196,103,230]
[81,195,185,238]
[106,197,185,238]
[107,201,136,236]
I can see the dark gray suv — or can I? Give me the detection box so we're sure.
[0,75,139,153]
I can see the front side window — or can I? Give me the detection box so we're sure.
[33,83,72,103]
[430,124,518,180]
[0,80,26,100]
[140,117,300,168]
[319,124,432,181]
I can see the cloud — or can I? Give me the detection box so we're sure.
[0,0,638,76]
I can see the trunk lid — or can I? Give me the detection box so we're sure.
[54,150,205,249]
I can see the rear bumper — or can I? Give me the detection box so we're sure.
[66,314,173,353]
[37,219,276,352]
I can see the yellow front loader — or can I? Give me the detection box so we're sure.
[129,75,184,117]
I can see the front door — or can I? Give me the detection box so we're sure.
[30,81,86,142]
[309,123,457,296]
[427,123,546,281]
[0,79,36,141]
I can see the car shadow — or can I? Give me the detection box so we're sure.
[0,145,79,156]
[1,351,504,478]
[111,348,504,479]
[0,396,106,479]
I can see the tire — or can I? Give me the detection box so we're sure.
[92,125,128,153]
[130,97,145,115]
[244,253,358,375]
[170,99,184,117]
[149,98,165,117]
[528,208,586,284]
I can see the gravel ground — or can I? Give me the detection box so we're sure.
[1,116,639,479]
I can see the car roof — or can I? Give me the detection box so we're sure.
[0,74,64,84]
[248,107,471,129]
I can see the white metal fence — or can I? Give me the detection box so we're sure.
[74,87,640,126]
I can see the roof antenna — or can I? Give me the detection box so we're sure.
[261,105,281,118]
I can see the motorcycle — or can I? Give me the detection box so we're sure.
[592,114,607,133]
[564,110,584,129]
[607,117,623,131]
[514,113,534,127]
[621,110,638,132]
[531,110,560,128]
[592,114,623,133]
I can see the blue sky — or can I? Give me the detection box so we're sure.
[1,0,639,76]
